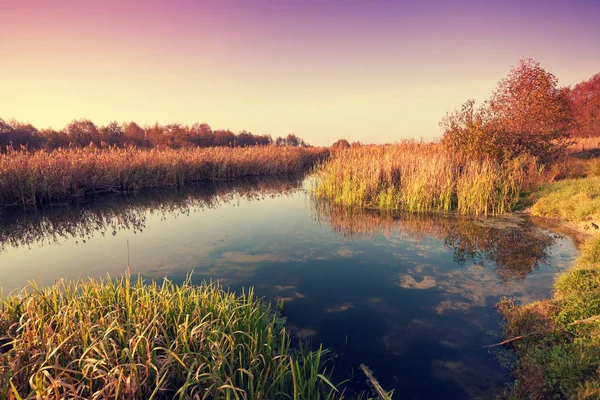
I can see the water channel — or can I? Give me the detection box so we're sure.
[0,176,578,398]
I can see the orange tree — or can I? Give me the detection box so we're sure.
[442,58,572,163]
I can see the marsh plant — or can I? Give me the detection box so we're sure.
[0,274,343,399]
[0,146,328,206]
[312,142,539,215]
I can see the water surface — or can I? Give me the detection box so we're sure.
[0,177,578,399]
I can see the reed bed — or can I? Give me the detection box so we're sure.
[0,274,342,399]
[0,146,328,206]
[312,142,536,215]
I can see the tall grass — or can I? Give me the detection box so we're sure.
[0,146,328,206]
[312,142,537,215]
[0,274,343,399]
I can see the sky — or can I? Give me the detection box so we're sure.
[1,0,599,146]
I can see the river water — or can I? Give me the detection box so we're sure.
[0,176,578,399]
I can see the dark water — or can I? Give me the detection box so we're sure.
[0,177,578,399]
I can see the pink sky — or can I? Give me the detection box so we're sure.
[1,0,599,145]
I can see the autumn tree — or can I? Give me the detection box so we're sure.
[442,58,573,163]
[40,128,68,150]
[99,121,124,147]
[189,123,213,147]
[569,72,600,137]
[65,119,100,147]
[123,122,147,147]
[331,138,351,150]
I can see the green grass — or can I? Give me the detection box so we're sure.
[0,273,344,399]
[528,176,600,222]
[498,237,600,399]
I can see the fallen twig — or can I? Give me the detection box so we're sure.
[360,364,391,399]
[484,314,600,348]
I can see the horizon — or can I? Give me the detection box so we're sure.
[2,0,599,146]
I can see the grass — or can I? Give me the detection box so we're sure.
[0,273,344,399]
[528,176,600,223]
[312,142,539,215]
[498,174,600,399]
[0,146,328,206]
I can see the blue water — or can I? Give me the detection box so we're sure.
[0,177,578,399]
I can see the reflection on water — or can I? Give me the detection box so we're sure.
[312,201,558,282]
[0,176,301,252]
[0,177,577,399]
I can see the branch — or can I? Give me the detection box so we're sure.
[484,314,600,348]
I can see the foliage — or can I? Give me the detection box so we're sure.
[0,146,329,205]
[441,58,573,164]
[330,139,351,150]
[0,118,310,152]
[311,141,538,215]
[0,274,344,399]
[569,73,600,138]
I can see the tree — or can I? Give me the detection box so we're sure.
[100,121,124,147]
[440,99,500,159]
[123,122,147,147]
[442,58,573,163]
[65,119,100,147]
[41,128,68,150]
[189,123,213,147]
[331,138,351,150]
[568,73,600,137]
[489,58,572,161]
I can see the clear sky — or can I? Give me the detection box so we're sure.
[1,0,599,146]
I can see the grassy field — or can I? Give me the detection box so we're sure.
[312,142,539,215]
[0,274,343,399]
[498,175,600,399]
[0,146,328,206]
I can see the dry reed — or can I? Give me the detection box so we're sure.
[312,142,537,215]
[0,146,328,206]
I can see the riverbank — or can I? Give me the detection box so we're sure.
[0,146,328,206]
[0,274,343,399]
[498,175,600,398]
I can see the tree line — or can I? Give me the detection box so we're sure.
[0,119,310,151]
[440,58,600,163]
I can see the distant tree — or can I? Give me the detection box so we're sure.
[189,122,213,147]
[100,121,124,147]
[0,118,13,150]
[568,73,600,137]
[442,58,573,163]
[213,129,235,147]
[41,128,69,150]
[331,139,351,150]
[65,119,100,147]
[123,121,147,147]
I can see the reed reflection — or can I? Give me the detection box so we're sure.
[311,199,557,282]
[0,176,301,252]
